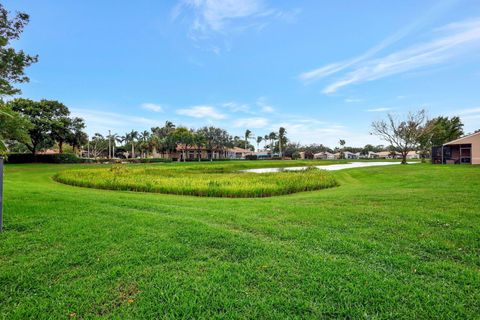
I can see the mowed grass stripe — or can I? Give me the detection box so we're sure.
[0,162,479,318]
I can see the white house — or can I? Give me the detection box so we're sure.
[344,151,360,159]
[367,151,380,158]
[314,151,336,160]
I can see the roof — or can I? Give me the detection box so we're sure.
[228,147,252,153]
[377,151,394,156]
[443,131,480,146]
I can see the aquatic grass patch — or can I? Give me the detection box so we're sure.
[53,165,338,197]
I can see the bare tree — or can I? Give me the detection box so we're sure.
[371,109,429,164]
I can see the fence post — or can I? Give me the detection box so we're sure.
[0,157,3,232]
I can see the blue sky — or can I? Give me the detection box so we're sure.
[4,0,480,146]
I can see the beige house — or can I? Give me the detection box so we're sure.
[433,131,480,164]
[226,147,253,159]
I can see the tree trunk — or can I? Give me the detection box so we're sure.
[401,152,407,164]
[131,144,134,159]
[59,141,64,154]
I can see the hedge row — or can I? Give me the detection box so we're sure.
[4,153,175,164]
[5,153,82,164]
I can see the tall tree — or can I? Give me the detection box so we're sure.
[0,4,38,96]
[89,133,107,158]
[193,131,206,161]
[170,127,193,161]
[66,117,87,154]
[278,127,287,158]
[268,132,277,154]
[429,116,463,146]
[256,136,263,151]
[9,99,67,155]
[417,116,464,160]
[244,129,251,150]
[371,109,430,164]
[125,130,138,158]
[0,103,30,154]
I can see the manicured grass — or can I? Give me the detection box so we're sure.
[0,161,479,319]
[53,163,337,197]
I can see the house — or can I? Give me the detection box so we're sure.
[367,151,380,158]
[344,151,360,159]
[313,151,335,160]
[432,131,480,164]
[227,147,253,159]
[406,151,420,159]
[377,151,398,159]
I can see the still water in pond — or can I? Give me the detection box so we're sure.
[241,162,417,173]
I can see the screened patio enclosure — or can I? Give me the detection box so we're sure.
[432,144,472,164]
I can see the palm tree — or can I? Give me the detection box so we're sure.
[256,136,263,151]
[109,133,120,158]
[268,132,277,155]
[278,127,286,158]
[139,130,150,158]
[126,130,138,158]
[244,129,252,150]
[339,139,346,159]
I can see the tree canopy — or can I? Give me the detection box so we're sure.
[0,4,38,96]
[371,109,430,164]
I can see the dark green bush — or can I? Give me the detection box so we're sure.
[245,154,258,160]
[6,153,82,164]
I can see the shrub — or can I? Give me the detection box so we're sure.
[6,153,82,164]
[245,155,258,160]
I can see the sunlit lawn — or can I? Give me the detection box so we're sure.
[0,161,479,319]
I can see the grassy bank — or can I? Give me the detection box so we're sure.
[0,162,479,319]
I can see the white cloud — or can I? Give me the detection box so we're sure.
[172,0,299,45]
[141,103,164,113]
[173,0,267,34]
[319,17,480,94]
[366,107,392,112]
[458,107,480,115]
[269,118,381,146]
[256,97,275,113]
[345,98,362,103]
[176,105,227,120]
[70,108,162,136]
[233,117,269,128]
[222,101,251,113]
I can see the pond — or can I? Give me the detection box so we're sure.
[241,161,417,173]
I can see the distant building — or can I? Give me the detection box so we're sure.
[344,151,360,159]
[406,151,420,159]
[432,131,480,164]
[367,151,380,158]
[314,151,335,160]
[227,147,253,159]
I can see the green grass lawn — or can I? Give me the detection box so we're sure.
[0,161,479,319]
